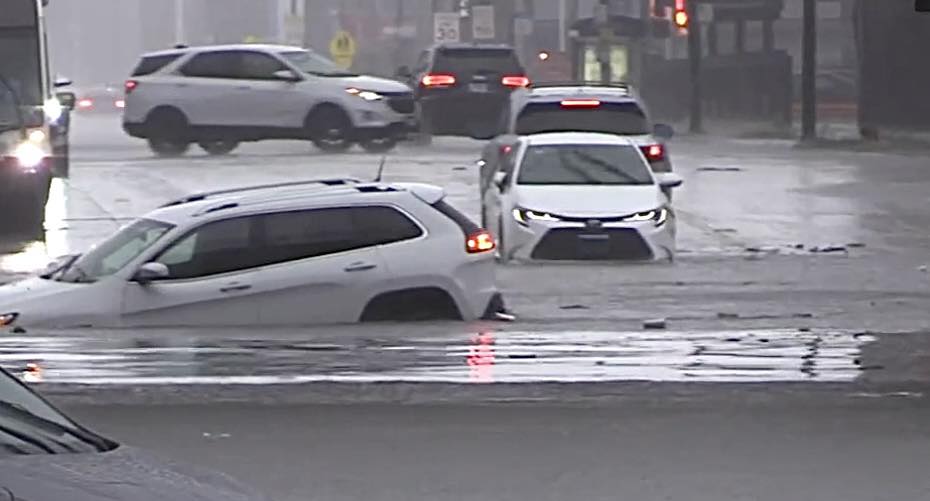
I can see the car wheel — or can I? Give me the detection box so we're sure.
[147,138,190,157]
[144,107,191,157]
[198,139,239,156]
[358,136,398,153]
[308,106,353,153]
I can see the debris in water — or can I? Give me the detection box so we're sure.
[11,326,26,334]
[559,304,590,310]
[494,312,517,322]
[847,242,866,248]
[698,166,743,172]
[810,245,848,253]
[717,312,739,319]
[643,318,667,330]
[21,363,42,383]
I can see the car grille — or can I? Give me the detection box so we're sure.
[530,228,654,261]
[385,93,415,114]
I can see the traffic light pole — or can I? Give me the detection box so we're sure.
[800,0,817,141]
[686,1,703,133]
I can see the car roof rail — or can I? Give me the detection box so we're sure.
[160,178,361,208]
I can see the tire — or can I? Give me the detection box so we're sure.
[198,139,239,156]
[144,107,191,157]
[147,138,190,157]
[307,106,353,153]
[358,136,398,153]
[360,288,462,322]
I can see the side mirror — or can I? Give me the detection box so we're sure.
[655,172,684,189]
[273,70,300,82]
[55,91,76,110]
[54,76,73,88]
[653,123,674,140]
[133,262,169,284]
[395,65,412,79]
[493,171,508,189]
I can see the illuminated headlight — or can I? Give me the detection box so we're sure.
[28,129,46,143]
[43,97,64,122]
[623,207,669,225]
[345,88,383,101]
[512,207,559,226]
[0,312,19,327]
[14,141,46,169]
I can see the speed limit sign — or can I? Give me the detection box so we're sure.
[433,12,461,43]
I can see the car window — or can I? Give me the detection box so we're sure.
[179,51,241,79]
[517,144,653,186]
[55,219,175,283]
[131,54,182,76]
[239,51,288,80]
[432,47,523,75]
[515,102,650,135]
[355,206,423,245]
[153,216,257,279]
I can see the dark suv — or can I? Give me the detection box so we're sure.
[398,43,529,139]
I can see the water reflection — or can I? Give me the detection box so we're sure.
[0,178,72,275]
[0,329,873,385]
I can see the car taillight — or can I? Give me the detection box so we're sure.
[501,75,530,88]
[466,230,496,254]
[500,144,512,155]
[560,99,601,107]
[641,144,665,162]
[124,79,138,94]
[77,98,93,109]
[421,74,456,87]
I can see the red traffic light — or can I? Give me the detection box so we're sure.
[673,9,689,27]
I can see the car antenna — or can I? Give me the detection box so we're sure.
[374,155,387,182]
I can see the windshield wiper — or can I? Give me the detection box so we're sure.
[307,70,357,77]
[569,150,645,185]
[0,400,112,453]
[0,422,57,454]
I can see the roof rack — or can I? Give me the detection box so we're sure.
[160,178,361,208]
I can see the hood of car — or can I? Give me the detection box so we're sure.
[0,446,266,501]
[0,277,90,327]
[337,75,411,94]
[513,184,665,217]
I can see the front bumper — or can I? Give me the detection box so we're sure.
[502,216,676,262]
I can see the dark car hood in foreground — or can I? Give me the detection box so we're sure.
[0,445,266,501]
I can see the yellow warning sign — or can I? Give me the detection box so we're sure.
[329,30,356,69]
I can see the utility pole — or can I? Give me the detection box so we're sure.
[800,0,817,141]
[686,0,703,133]
[596,0,611,83]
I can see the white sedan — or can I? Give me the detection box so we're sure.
[0,179,503,329]
[481,132,683,262]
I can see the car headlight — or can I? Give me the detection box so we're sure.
[0,312,19,327]
[345,88,383,101]
[13,141,45,169]
[623,207,669,225]
[512,207,559,226]
[44,97,64,123]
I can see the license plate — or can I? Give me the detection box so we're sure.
[469,83,489,92]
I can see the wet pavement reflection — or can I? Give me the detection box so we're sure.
[0,329,873,385]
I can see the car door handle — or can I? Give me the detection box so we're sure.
[344,262,377,272]
[219,284,252,293]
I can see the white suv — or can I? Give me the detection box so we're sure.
[122,44,417,156]
[0,179,503,328]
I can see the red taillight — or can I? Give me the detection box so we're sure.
[124,79,138,94]
[501,75,530,88]
[466,230,496,254]
[77,98,93,109]
[641,144,665,162]
[500,144,512,155]
[560,99,601,107]
[421,74,456,87]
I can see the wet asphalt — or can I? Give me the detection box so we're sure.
[1,115,929,500]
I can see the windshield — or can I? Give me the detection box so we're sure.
[515,102,650,135]
[55,218,174,283]
[279,50,354,77]
[516,144,653,185]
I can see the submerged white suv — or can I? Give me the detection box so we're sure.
[122,44,417,156]
[0,179,503,328]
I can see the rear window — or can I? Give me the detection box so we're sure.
[515,102,650,135]
[131,54,183,76]
[432,48,523,75]
[432,199,481,235]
